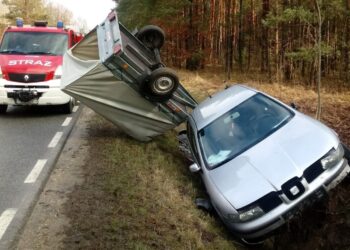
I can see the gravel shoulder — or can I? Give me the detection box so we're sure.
[15,107,90,250]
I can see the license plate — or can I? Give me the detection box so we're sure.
[15,97,39,105]
[283,188,326,220]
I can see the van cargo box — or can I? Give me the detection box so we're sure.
[61,11,197,141]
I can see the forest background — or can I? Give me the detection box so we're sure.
[117,0,350,90]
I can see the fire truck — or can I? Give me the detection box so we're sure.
[0,19,83,114]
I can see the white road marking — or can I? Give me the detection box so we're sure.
[62,117,72,127]
[48,132,63,148]
[72,106,79,113]
[0,209,17,240]
[24,159,48,184]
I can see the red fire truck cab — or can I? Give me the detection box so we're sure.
[0,19,83,114]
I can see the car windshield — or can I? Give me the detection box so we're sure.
[199,93,294,169]
[0,32,68,55]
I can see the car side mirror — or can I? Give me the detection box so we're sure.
[189,163,201,173]
[290,102,299,110]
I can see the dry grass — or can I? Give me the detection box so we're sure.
[64,114,242,249]
[64,68,349,250]
[103,128,240,249]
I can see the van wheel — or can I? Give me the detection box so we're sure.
[62,99,74,114]
[136,25,165,50]
[141,67,179,102]
[0,105,7,114]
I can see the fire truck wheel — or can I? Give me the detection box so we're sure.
[62,98,74,114]
[142,67,179,102]
[136,25,165,50]
[0,105,7,114]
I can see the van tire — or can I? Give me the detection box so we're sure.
[136,25,165,50]
[141,67,179,102]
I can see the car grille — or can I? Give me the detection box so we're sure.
[281,177,305,200]
[258,192,283,213]
[238,192,283,214]
[303,159,325,183]
[237,156,328,214]
[8,73,46,83]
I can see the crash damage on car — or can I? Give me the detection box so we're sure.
[61,10,350,243]
[178,84,350,243]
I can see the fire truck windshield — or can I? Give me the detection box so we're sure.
[0,32,68,56]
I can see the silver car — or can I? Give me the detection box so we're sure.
[179,84,350,242]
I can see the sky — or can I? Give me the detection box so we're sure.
[48,0,116,30]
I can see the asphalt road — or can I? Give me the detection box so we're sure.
[0,104,81,249]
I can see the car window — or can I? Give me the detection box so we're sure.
[187,122,200,163]
[199,93,294,169]
[0,32,68,55]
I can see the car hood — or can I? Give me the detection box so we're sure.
[208,112,339,209]
[0,54,62,74]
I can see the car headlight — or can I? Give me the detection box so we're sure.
[321,144,344,170]
[54,66,62,79]
[227,206,265,223]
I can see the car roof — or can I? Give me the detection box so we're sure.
[191,84,257,130]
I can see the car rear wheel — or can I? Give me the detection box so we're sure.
[141,67,179,102]
[136,25,165,50]
[0,105,7,114]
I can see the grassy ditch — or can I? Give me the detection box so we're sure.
[64,114,240,249]
[64,69,350,250]
[104,129,239,249]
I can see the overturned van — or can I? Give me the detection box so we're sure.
[61,11,197,141]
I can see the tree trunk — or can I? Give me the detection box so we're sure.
[238,0,244,71]
[315,0,322,120]
[343,0,350,81]
[225,0,233,80]
[281,0,290,81]
[261,0,270,78]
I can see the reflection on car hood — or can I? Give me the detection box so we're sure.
[208,112,339,209]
